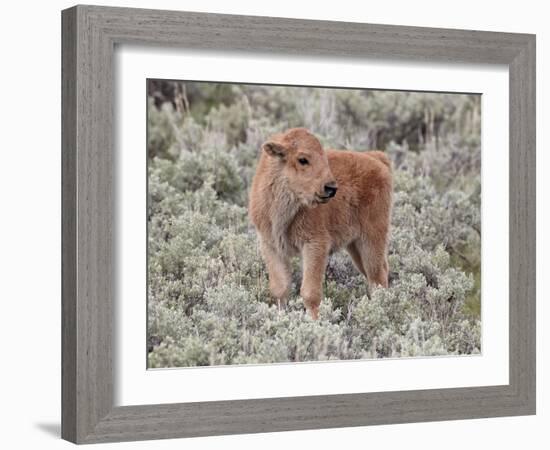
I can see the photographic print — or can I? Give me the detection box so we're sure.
[147,80,482,368]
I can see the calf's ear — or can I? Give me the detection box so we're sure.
[262,141,287,159]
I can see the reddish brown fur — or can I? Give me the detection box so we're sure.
[249,128,392,319]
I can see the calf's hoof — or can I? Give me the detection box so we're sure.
[306,305,319,320]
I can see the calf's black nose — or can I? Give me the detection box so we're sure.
[324,184,338,198]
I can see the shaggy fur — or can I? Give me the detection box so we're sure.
[249,128,393,319]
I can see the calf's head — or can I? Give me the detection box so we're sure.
[262,128,337,206]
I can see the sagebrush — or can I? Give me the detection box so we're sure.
[147,81,482,367]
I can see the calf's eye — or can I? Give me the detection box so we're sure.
[298,158,309,166]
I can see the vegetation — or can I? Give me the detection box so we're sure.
[147,80,482,367]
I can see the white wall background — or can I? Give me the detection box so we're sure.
[0,0,546,448]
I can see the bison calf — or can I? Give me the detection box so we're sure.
[249,128,392,319]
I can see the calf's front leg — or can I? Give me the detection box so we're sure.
[260,239,291,307]
[300,242,329,320]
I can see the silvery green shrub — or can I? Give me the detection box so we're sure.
[147,81,482,367]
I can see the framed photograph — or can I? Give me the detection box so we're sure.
[61,5,536,444]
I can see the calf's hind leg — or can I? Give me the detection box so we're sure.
[357,233,389,288]
[359,185,392,289]
[346,241,367,277]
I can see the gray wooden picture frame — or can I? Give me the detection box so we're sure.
[61,4,536,444]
